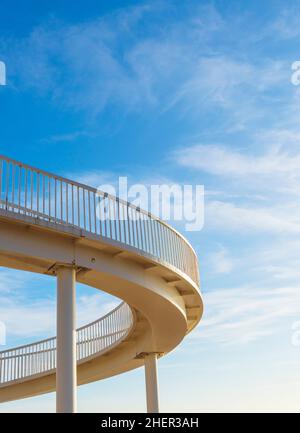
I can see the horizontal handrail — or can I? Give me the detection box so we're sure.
[0,156,199,286]
[0,155,196,246]
[0,302,133,384]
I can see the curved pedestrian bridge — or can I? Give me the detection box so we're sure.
[0,155,203,412]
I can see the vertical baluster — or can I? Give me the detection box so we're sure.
[113,199,117,240]
[30,170,34,214]
[149,215,155,256]
[103,195,108,237]
[126,204,131,246]
[134,209,139,249]
[0,159,3,205]
[48,177,51,221]
[24,168,28,214]
[54,178,57,220]
[72,184,75,226]
[93,192,97,234]
[83,189,87,230]
[139,212,145,251]
[42,174,45,216]
[97,195,102,236]
[117,199,122,242]
[165,225,171,264]
[77,186,80,227]
[88,190,92,232]
[0,353,2,383]
[5,161,10,210]
[108,196,112,239]
[66,182,69,224]
[78,330,81,361]
[18,165,21,213]
[37,172,40,215]
[60,180,63,222]
[144,213,150,254]
[122,202,127,244]
[173,234,179,270]
[100,319,103,351]
[154,220,161,258]
[11,164,15,209]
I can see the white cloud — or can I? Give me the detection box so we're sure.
[0,268,32,293]
[192,286,300,345]
[267,8,300,40]
[175,143,300,177]
[165,57,286,118]
[68,170,118,189]
[207,246,234,274]
[172,132,300,235]
[40,131,91,144]
[250,239,300,284]
[166,57,253,111]
[5,7,156,114]
[77,293,118,327]
[0,274,119,343]
[205,200,300,234]
[0,296,55,339]
[5,4,274,121]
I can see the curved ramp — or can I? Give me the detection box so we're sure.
[0,155,203,409]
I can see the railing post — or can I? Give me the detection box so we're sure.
[56,265,77,413]
[144,353,160,413]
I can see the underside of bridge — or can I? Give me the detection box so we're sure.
[0,156,203,413]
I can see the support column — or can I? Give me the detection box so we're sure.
[144,353,159,413]
[56,266,77,413]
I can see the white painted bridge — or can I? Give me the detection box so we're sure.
[0,155,203,413]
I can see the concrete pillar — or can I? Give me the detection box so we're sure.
[56,266,77,413]
[144,353,159,413]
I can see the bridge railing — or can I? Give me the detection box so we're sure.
[0,156,199,286]
[0,302,133,385]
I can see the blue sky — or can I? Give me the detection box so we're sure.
[1,0,300,412]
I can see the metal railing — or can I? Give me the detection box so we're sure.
[0,302,133,385]
[0,156,199,286]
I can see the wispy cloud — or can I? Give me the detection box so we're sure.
[175,143,300,178]
[207,246,235,274]
[266,7,300,40]
[0,268,32,293]
[205,200,300,234]
[0,0,290,135]
[67,170,119,189]
[0,269,119,344]
[40,130,91,144]
[1,3,244,119]
[173,133,300,235]
[0,291,118,343]
[193,286,300,345]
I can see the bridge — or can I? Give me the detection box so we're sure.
[0,155,203,413]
